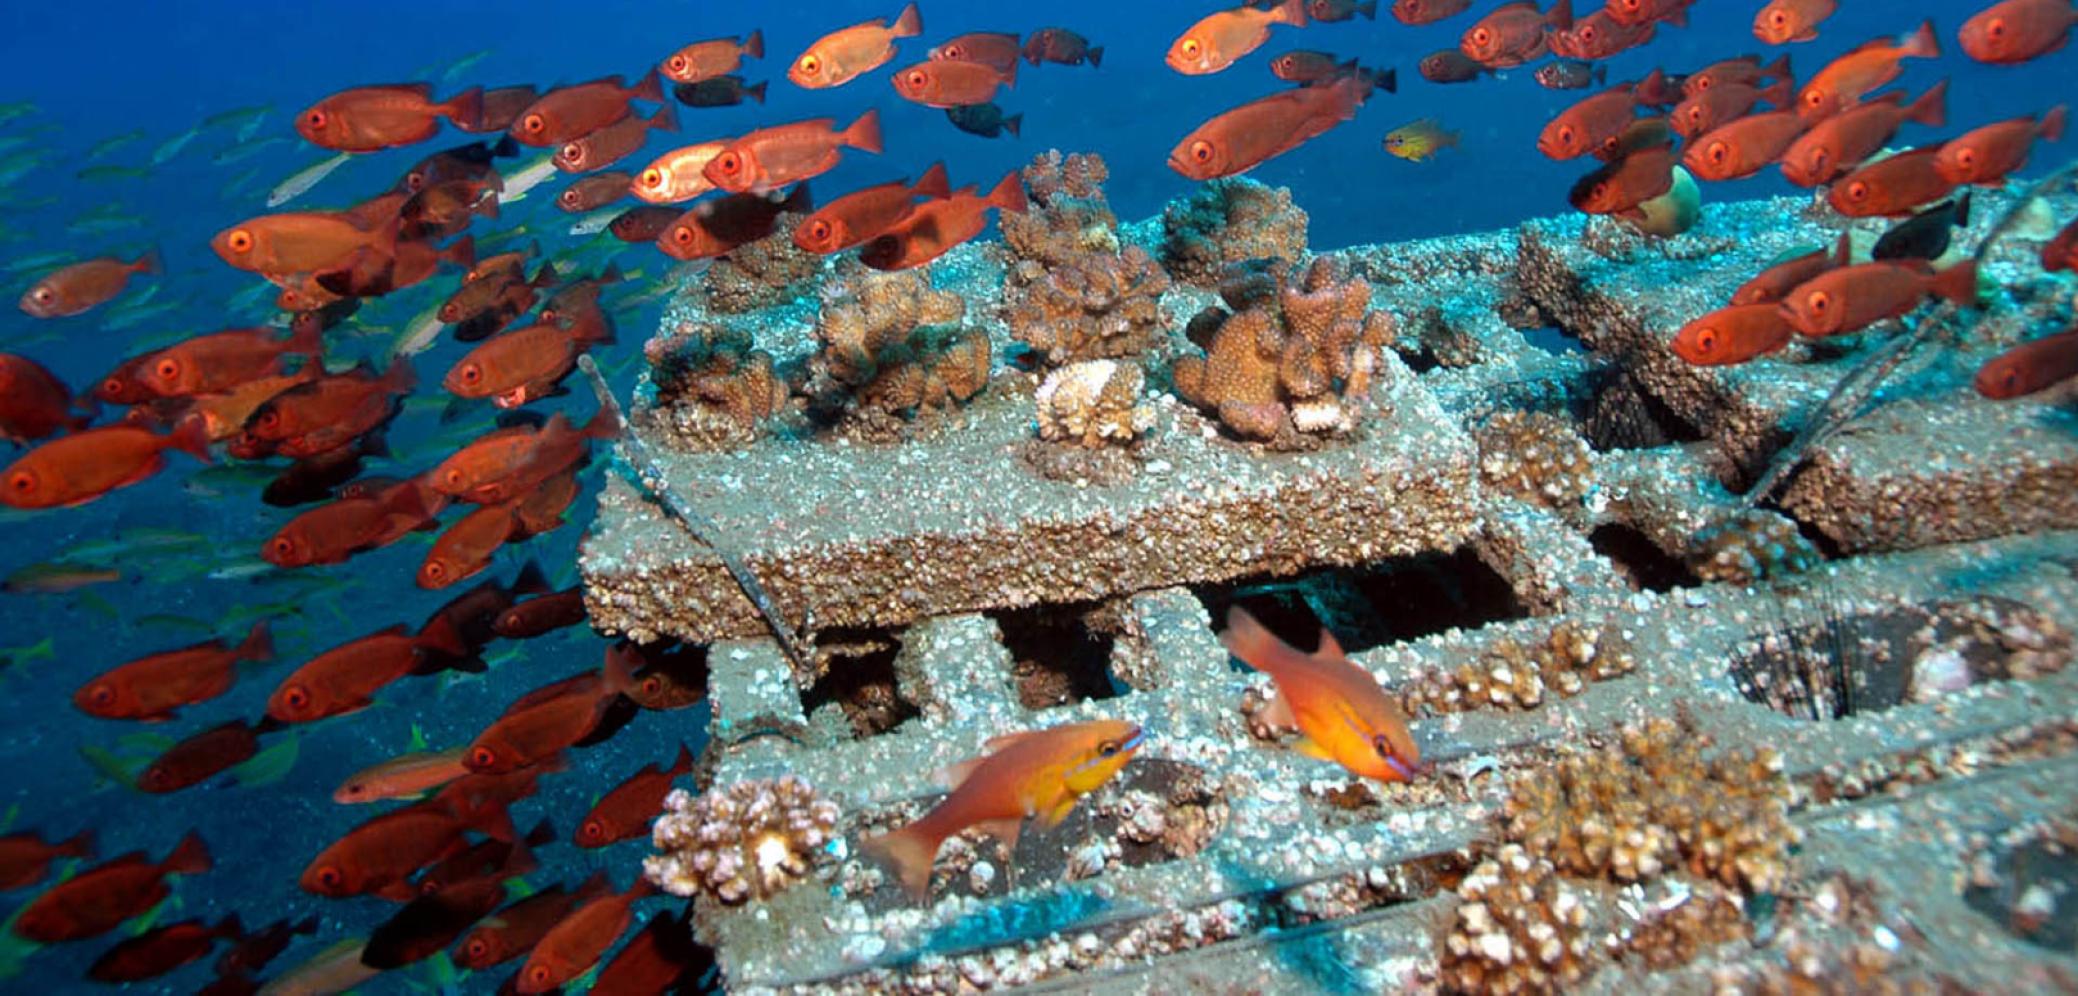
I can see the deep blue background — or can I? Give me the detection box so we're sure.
[0,1,2067,992]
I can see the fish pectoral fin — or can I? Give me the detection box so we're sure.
[975,817,1023,856]
[1036,797,1078,830]
[931,756,986,790]
[1293,736,1338,763]
[1260,688,1298,732]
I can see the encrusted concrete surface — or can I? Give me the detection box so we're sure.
[581,185,2078,992]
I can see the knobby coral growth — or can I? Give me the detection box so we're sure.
[1034,359,1155,449]
[645,776,841,906]
[1159,177,1309,288]
[1001,150,1119,268]
[1399,622,1636,716]
[1170,256,1394,447]
[1474,411,1596,511]
[642,320,788,450]
[1687,509,1822,584]
[1440,844,1595,995]
[800,267,990,434]
[693,214,825,314]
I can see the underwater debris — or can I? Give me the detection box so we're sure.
[1170,255,1394,446]
[1687,509,1822,585]
[641,319,788,451]
[1000,150,1120,268]
[691,214,825,314]
[1398,621,1636,716]
[1032,359,1156,449]
[1474,411,1596,511]
[1440,844,1595,995]
[800,266,990,431]
[1158,176,1309,288]
[644,776,840,906]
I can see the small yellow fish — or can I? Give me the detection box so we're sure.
[1383,118,1461,162]
[1220,606,1421,782]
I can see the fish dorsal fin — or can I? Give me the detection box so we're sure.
[982,730,1043,754]
[1313,628,1347,665]
[932,755,987,790]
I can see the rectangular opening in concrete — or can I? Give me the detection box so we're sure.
[989,602,1124,711]
[1590,523,1699,593]
[1194,547,1529,655]
[801,626,917,738]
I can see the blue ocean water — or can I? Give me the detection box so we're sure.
[0,0,2065,991]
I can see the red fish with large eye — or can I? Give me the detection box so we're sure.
[1827,146,1960,218]
[454,875,610,969]
[1568,143,1678,216]
[557,172,633,213]
[1777,257,1978,337]
[892,57,1015,108]
[444,314,615,407]
[662,30,763,83]
[1168,0,1309,75]
[429,409,613,505]
[1022,27,1104,67]
[0,353,85,445]
[1960,0,2078,64]
[1671,77,1795,139]
[1550,10,1657,60]
[263,479,441,568]
[0,418,210,509]
[18,251,158,318]
[658,185,814,261]
[266,621,467,724]
[464,649,637,775]
[299,796,515,901]
[1539,82,1645,160]
[88,914,245,983]
[790,2,922,89]
[574,745,695,848]
[1778,82,1947,187]
[1418,48,1490,83]
[2045,215,2078,273]
[1393,0,1469,25]
[1604,0,1693,28]
[1754,0,1836,44]
[72,623,271,722]
[136,721,262,794]
[458,85,538,133]
[1461,0,1573,68]
[1977,328,2078,399]
[1798,21,1939,120]
[1732,237,1849,306]
[1934,105,2067,186]
[511,72,664,147]
[1682,109,1809,181]
[211,211,396,277]
[239,359,414,461]
[140,324,322,399]
[930,31,1022,74]
[704,110,881,193]
[860,172,1028,270]
[515,877,656,993]
[0,830,95,892]
[494,587,589,639]
[553,104,676,174]
[296,84,483,152]
[1683,53,1791,96]
[1672,304,1798,366]
[794,163,950,254]
[11,833,210,942]
[1311,0,1377,19]
[1170,71,1377,180]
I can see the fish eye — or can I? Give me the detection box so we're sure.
[88,684,115,706]
[1707,142,1729,164]
[522,113,545,134]
[526,967,550,988]
[906,69,928,88]
[1190,140,1214,163]
[798,54,821,75]
[30,287,52,302]
[1999,368,2020,393]
[227,229,254,253]
[943,45,964,59]
[1581,25,1598,42]
[560,142,582,162]
[1769,10,1787,26]
[459,363,481,384]
[1808,291,1832,313]
[641,676,664,695]
[284,686,310,710]
[1097,739,1120,757]
[270,537,295,559]
[641,167,662,188]
[1988,18,2006,39]
[558,190,578,208]
[305,110,326,129]
[469,745,496,768]
[1370,734,1396,758]
[1471,28,1490,46]
[465,938,489,960]
[7,471,34,494]
[1846,181,1869,202]
[257,410,278,430]
[1956,148,1978,170]
[153,358,179,382]
[672,226,695,246]
[667,54,688,73]
[424,561,447,582]
[316,866,342,889]
[1559,126,1574,145]
[1181,38,1200,57]
[717,152,740,174]
[582,819,605,841]
[1696,328,1718,353]
[809,220,831,241]
[443,468,464,487]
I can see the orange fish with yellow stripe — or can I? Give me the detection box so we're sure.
[1219,606,1422,782]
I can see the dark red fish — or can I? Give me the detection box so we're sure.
[1778,257,1978,337]
[1779,83,1947,187]
[860,172,1027,270]
[298,84,482,151]
[512,73,665,147]
[0,353,85,445]
[266,620,468,724]
[1417,48,1489,83]
[515,877,656,993]
[1022,27,1103,67]
[610,205,682,243]
[575,745,695,848]
[141,324,323,399]
[1460,0,1573,69]
[1671,304,1796,365]
[300,795,514,900]
[1960,0,2078,65]
[465,650,635,774]
[456,874,610,970]
[1731,237,1848,306]
[1,418,210,509]
[18,251,159,318]
[263,478,442,568]
[137,720,263,794]
[1977,328,2078,398]
[0,829,94,892]
[1827,146,1961,218]
[658,185,814,260]
[557,172,633,213]
[12,832,210,942]
[1550,11,1655,60]
[494,587,589,639]
[1934,104,2068,186]
[88,914,243,982]
[74,622,272,721]
[363,879,509,969]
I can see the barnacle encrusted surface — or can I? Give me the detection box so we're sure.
[1159,176,1309,288]
[1001,150,1119,268]
[800,266,990,431]
[1475,411,1596,510]
[1688,509,1823,584]
[692,214,825,314]
[641,319,789,451]
[1169,256,1394,447]
[645,776,841,905]
[1440,844,1595,995]
[1400,621,1636,715]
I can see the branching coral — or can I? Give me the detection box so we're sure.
[693,215,825,315]
[1475,412,1596,510]
[1400,622,1636,716]
[1170,256,1394,447]
[1034,359,1155,449]
[1440,844,1595,995]
[799,267,990,430]
[645,777,841,905]
[1005,248,1172,366]
[642,320,789,451]
[1687,510,1822,585]
[1001,150,1119,268]
[1159,177,1309,288]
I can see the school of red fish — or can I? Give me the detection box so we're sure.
[1,0,2075,991]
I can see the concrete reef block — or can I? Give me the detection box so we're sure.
[706,638,807,746]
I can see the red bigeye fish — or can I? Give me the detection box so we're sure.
[429,409,613,505]
[793,163,950,254]
[633,140,730,203]
[789,2,923,89]
[1777,257,1978,337]
[1827,146,1961,218]
[514,877,656,993]
[1976,328,2078,399]
[266,620,469,724]
[1310,0,1378,20]
[296,84,483,152]
[860,172,1028,270]
[1550,11,1656,61]
[140,324,323,399]
[1270,50,1346,85]
[1732,237,1850,306]
[657,186,815,261]
[512,73,664,147]
[1960,0,2078,64]
[861,719,1144,898]
[574,745,695,848]
[136,720,264,794]
[464,650,636,775]
[553,104,676,174]
[1798,20,1939,121]
[299,796,515,901]
[89,915,244,983]
[703,110,881,194]
[1683,110,1809,182]
[1219,606,1422,782]
[1539,82,1645,160]
[494,588,589,639]
[892,58,1016,108]
[462,85,539,133]
[1569,143,1678,216]
[73,623,271,722]
[333,747,471,805]
[662,30,764,84]
[1393,0,1467,25]
[418,505,524,590]
[0,353,85,445]
[0,418,210,509]
[1023,27,1103,67]
[1684,53,1791,96]
[930,31,1022,74]
[590,910,708,992]
[1672,77,1796,140]
[1778,82,1947,187]
[2045,215,2078,273]
[444,316,615,406]
[1604,0,1694,28]
[1934,105,2067,186]
[1460,0,1573,69]
[211,211,397,278]
[0,830,95,892]
[12,832,211,942]
[239,358,414,460]
[1170,72,1376,180]
[454,874,610,969]
[557,172,632,213]
[1672,303,1798,366]
[1755,0,1836,43]
[1168,0,1309,75]
[18,250,159,318]
[263,479,441,568]
[1418,49,1490,83]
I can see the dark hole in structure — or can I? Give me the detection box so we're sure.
[1522,326,1585,355]
[1398,343,1441,375]
[800,626,916,738]
[1195,546,1528,656]
[1963,828,2078,953]
[990,601,1121,710]
[1584,367,1708,452]
[1590,523,1699,593]
[1784,506,1849,561]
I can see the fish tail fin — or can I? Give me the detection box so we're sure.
[380,356,418,395]
[1593,64,1607,86]
[632,69,664,104]
[1546,0,1573,32]
[1931,259,1979,306]
[235,620,273,663]
[1764,53,1792,81]
[782,181,814,215]
[1359,1,1378,19]
[511,559,553,596]
[165,831,212,875]
[843,108,884,155]
[444,87,485,130]
[1221,605,1312,678]
[464,795,519,843]
[1907,80,1948,128]
[2041,104,2068,143]
[133,246,163,275]
[1273,0,1308,28]
[913,161,952,199]
[285,314,325,359]
[1758,76,1795,109]
[891,1,923,39]
[59,829,95,859]
[746,80,769,104]
[1376,67,1398,94]
[744,29,765,60]
[166,414,213,464]
[1004,113,1024,137]
[1832,231,1853,265]
[1002,57,1018,88]
[523,818,557,848]
[651,102,678,133]
[581,405,620,441]
[671,742,695,775]
[1086,47,1103,68]
[1905,19,1939,59]
[985,170,1027,214]
[861,825,941,899]
[602,637,639,698]
[1441,127,1463,148]
[415,612,472,661]
[446,235,477,271]
[492,134,519,159]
